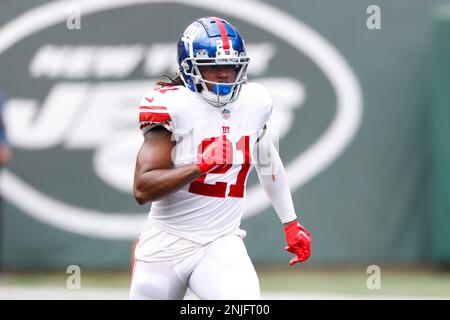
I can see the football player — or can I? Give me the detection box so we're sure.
[129,17,311,300]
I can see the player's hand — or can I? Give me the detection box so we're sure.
[284,220,311,265]
[196,135,233,174]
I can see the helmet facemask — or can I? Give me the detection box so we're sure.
[180,41,250,107]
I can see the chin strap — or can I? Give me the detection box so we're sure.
[200,88,234,107]
[212,83,232,95]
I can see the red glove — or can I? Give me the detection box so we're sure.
[284,220,311,265]
[196,135,233,174]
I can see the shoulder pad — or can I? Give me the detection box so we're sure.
[138,86,183,135]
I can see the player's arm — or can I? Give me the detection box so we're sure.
[133,127,231,204]
[254,126,311,265]
[133,127,202,204]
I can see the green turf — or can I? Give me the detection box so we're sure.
[1,268,449,298]
[257,268,450,298]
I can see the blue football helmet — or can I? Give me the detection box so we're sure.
[177,17,250,107]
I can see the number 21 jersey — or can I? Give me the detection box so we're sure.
[138,83,273,244]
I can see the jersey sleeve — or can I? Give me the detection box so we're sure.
[138,89,175,135]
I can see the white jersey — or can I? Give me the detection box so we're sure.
[137,83,273,245]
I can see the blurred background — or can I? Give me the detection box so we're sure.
[1,0,450,299]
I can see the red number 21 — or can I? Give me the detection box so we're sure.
[188,136,251,198]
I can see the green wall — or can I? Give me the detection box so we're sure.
[0,0,448,269]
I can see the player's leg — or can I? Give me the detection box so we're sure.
[187,235,260,300]
[129,259,188,300]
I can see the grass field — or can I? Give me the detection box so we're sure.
[1,266,449,299]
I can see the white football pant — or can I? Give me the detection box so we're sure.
[129,234,260,300]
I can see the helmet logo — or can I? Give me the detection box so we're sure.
[181,25,200,57]
[181,25,200,42]
[216,39,236,58]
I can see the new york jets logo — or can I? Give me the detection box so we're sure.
[0,0,362,239]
